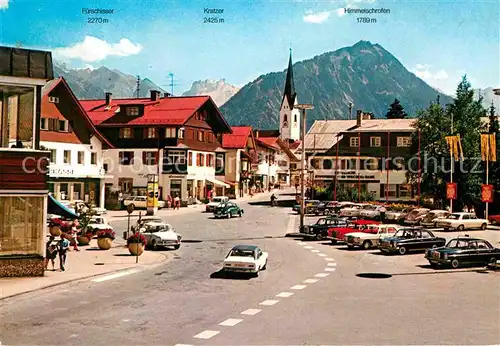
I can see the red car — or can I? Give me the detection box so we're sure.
[489,215,500,226]
[326,219,381,244]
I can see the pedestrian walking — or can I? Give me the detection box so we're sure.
[58,235,70,271]
[167,194,172,209]
[379,205,387,224]
[45,236,58,271]
[174,194,180,210]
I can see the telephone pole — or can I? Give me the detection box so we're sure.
[136,75,141,98]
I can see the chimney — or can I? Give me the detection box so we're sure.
[356,110,362,127]
[150,90,161,101]
[105,92,112,106]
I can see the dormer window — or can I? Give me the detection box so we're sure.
[48,96,59,103]
[125,106,139,116]
[58,120,69,132]
[145,127,158,139]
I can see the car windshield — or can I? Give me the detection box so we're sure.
[90,218,104,224]
[229,249,254,257]
[447,214,461,220]
[394,230,414,238]
[446,239,471,248]
[212,197,224,202]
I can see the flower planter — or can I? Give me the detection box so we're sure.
[128,243,144,256]
[49,226,62,237]
[97,237,113,250]
[77,235,91,246]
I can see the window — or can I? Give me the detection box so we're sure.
[196,153,205,166]
[370,137,381,147]
[323,159,332,169]
[208,133,213,143]
[294,113,297,122]
[346,158,357,170]
[384,184,397,197]
[197,130,204,142]
[119,128,134,139]
[364,158,378,170]
[40,118,48,130]
[125,106,139,116]
[165,127,176,138]
[398,184,411,198]
[145,127,157,139]
[206,154,214,167]
[59,120,69,132]
[91,152,97,165]
[188,152,193,166]
[0,196,45,256]
[350,137,359,147]
[215,153,225,173]
[49,149,57,163]
[63,150,71,164]
[168,150,186,164]
[0,88,35,149]
[178,128,185,139]
[48,96,59,103]
[143,151,157,165]
[119,178,133,193]
[397,136,411,147]
[103,163,108,172]
[119,151,135,165]
[77,151,85,164]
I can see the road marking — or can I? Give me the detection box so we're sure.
[304,246,314,249]
[193,330,220,339]
[325,267,336,272]
[315,273,330,277]
[219,318,243,326]
[241,308,261,315]
[122,319,130,322]
[260,300,279,306]
[290,284,307,290]
[325,258,334,261]
[311,250,320,253]
[276,292,294,298]
[327,262,337,266]
[303,279,319,284]
[318,253,327,257]
[91,269,139,282]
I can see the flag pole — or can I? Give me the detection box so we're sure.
[486,137,489,220]
[417,129,421,206]
[357,131,361,202]
[334,134,339,201]
[386,131,390,203]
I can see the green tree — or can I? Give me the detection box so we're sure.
[487,102,500,212]
[489,101,499,133]
[385,98,408,119]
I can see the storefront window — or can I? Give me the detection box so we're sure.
[0,88,35,149]
[0,196,45,256]
[170,179,182,199]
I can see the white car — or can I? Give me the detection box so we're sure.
[223,245,268,276]
[404,208,430,225]
[123,196,166,209]
[359,205,388,220]
[131,216,166,232]
[206,196,229,212]
[385,208,410,223]
[71,200,107,215]
[86,216,113,231]
[344,224,403,249]
[139,223,182,250]
[340,204,372,217]
[420,210,450,228]
[436,212,489,231]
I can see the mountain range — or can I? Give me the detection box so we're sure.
[182,79,240,106]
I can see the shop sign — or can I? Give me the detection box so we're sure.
[49,167,74,176]
[446,183,457,200]
[481,184,494,203]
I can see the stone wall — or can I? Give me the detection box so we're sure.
[0,255,45,277]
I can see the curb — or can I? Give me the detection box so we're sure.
[0,252,170,301]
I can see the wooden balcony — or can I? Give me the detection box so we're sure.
[0,149,49,191]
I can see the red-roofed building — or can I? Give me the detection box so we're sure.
[41,77,113,208]
[80,91,232,204]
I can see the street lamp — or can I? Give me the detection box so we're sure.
[295,103,314,231]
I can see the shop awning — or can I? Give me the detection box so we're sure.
[205,178,230,188]
[48,195,79,219]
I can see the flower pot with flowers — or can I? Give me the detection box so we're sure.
[96,229,116,250]
[127,232,147,256]
[60,221,74,240]
[77,228,94,246]
[48,218,63,236]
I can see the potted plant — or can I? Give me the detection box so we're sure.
[96,229,116,250]
[77,228,94,246]
[48,218,63,236]
[60,221,73,239]
[127,232,147,256]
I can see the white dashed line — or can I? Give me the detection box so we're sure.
[91,269,139,282]
[193,330,220,339]
[303,279,319,284]
[327,262,337,266]
[304,246,314,249]
[325,267,336,272]
[318,253,327,257]
[260,300,279,306]
[219,318,243,326]
[325,258,334,261]
[241,308,261,316]
[290,284,307,290]
[315,273,330,278]
[276,292,294,298]
[311,250,320,253]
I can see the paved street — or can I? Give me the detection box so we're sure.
[1,194,499,345]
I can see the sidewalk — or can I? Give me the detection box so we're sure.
[0,239,169,300]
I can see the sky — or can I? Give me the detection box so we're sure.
[0,0,498,95]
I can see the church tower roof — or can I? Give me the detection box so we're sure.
[282,49,297,108]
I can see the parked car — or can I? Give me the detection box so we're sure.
[326,219,381,244]
[436,212,489,231]
[86,216,112,233]
[340,203,374,218]
[404,208,430,225]
[312,201,339,216]
[292,200,322,214]
[378,228,446,255]
[425,236,500,268]
[206,196,230,212]
[385,207,412,224]
[123,196,166,209]
[139,223,182,250]
[70,199,107,215]
[214,202,244,218]
[420,210,450,228]
[358,205,389,220]
[300,217,348,240]
[223,245,268,276]
[344,224,403,249]
[488,214,500,226]
[131,216,166,232]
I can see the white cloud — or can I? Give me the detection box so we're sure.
[0,0,9,10]
[303,10,331,23]
[53,36,142,63]
[336,4,358,16]
[413,64,453,94]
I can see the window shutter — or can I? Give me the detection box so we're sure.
[119,152,123,164]
[142,151,147,164]
[188,152,192,166]
[143,128,148,138]
[68,121,73,133]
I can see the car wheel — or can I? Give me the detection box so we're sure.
[480,223,487,230]
[362,241,372,250]
[398,246,407,255]
[488,257,497,267]
[492,220,497,226]
[331,239,337,245]
[152,240,158,251]
[457,225,465,231]
[315,233,324,241]
[451,259,460,269]
[173,244,180,250]
[238,211,242,217]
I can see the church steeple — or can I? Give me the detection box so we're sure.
[283,48,296,108]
